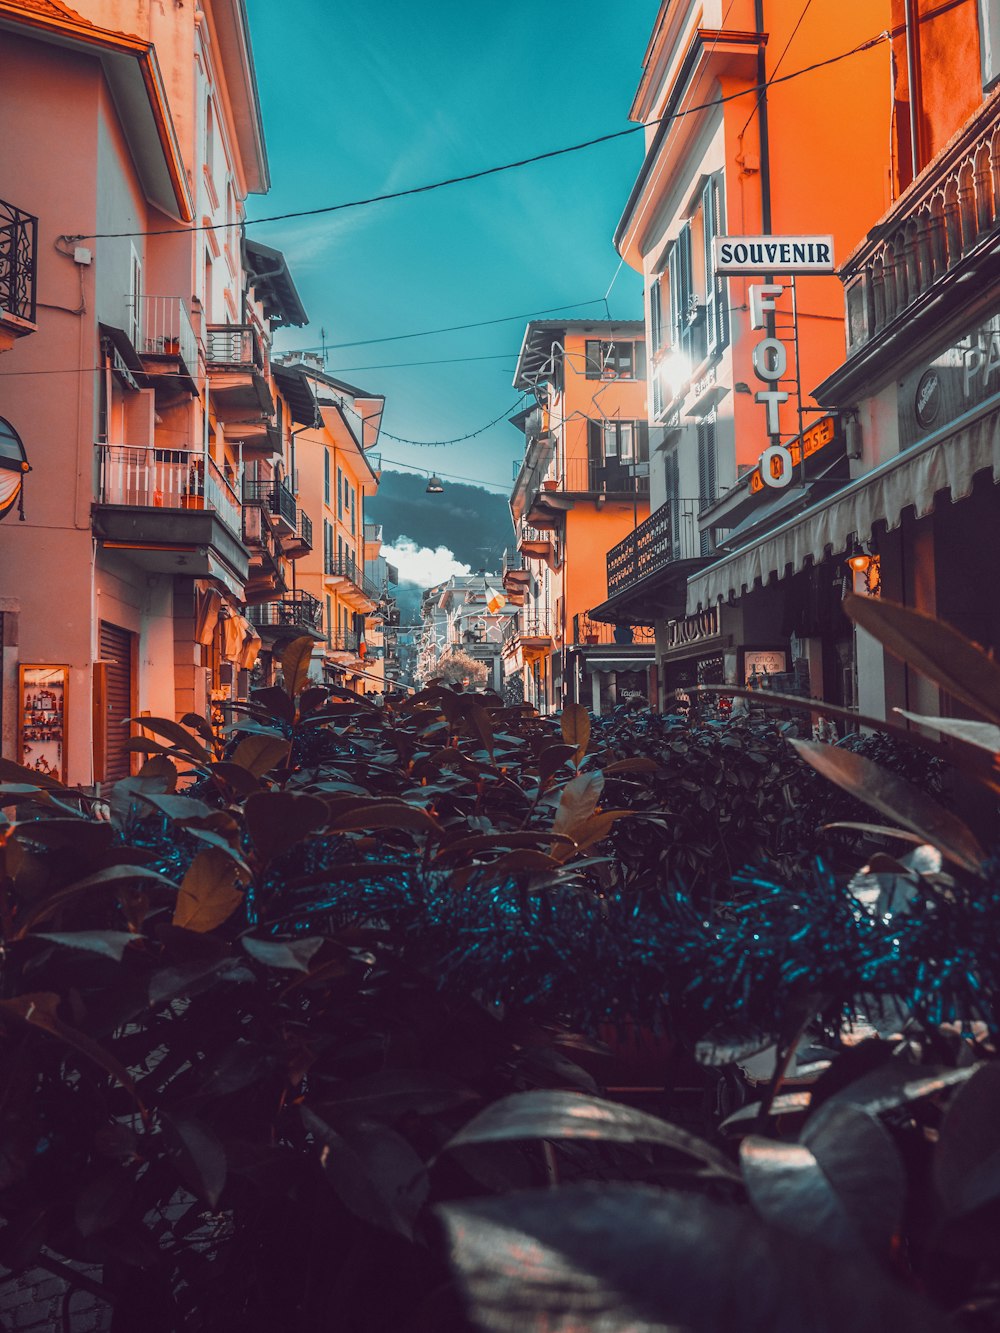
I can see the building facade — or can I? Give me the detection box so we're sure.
[504,319,655,715]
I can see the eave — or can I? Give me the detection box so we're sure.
[203,0,268,194]
[0,0,193,223]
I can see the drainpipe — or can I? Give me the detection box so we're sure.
[903,0,922,181]
[755,0,773,234]
[288,421,313,594]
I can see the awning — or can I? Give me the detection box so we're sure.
[582,657,654,675]
[688,401,1000,608]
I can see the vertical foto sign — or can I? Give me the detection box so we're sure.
[713,235,835,489]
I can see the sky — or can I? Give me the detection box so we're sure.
[244,0,656,503]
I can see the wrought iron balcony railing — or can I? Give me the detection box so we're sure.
[605,498,709,597]
[296,508,313,549]
[205,323,266,371]
[560,458,650,496]
[326,629,360,654]
[324,553,381,601]
[130,296,198,375]
[242,478,297,528]
[248,590,322,632]
[571,613,655,646]
[97,445,242,538]
[0,198,37,325]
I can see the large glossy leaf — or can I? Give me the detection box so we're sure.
[720,1092,812,1136]
[844,592,1000,726]
[302,1106,429,1239]
[230,733,292,778]
[163,1113,227,1208]
[328,799,441,836]
[560,703,590,766]
[445,1090,737,1180]
[467,703,496,763]
[552,772,604,843]
[126,715,211,762]
[15,864,177,937]
[281,636,314,699]
[74,1166,134,1238]
[894,708,1000,753]
[934,1062,1000,1218]
[789,739,985,875]
[741,1102,905,1255]
[315,1070,479,1122]
[172,848,245,933]
[244,791,328,863]
[820,1061,978,1118]
[36,931,137,962]
[0,758,65,790]
[242,936,324,973]
[437,1183,945,1333]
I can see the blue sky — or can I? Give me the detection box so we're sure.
[245,0,655,495]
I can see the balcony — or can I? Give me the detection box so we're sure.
[93,445,249,587]
[0,198,37,348]
[501,546,530,601]
[551,459,651,498]
[282,506,313,559]
[205,323,273,422]
[248,590,324,639]
[242,478,297,534]
[571,613,655,647]
[502,613,553,659]
[325,629,360,656]
[242,502,286,602]
[590,498,713,626]
[131,296,198,389]
[517,522,562,571]
[840,94,1000,370]
[324,553,381,608]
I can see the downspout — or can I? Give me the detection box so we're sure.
[903,0,923,181]
[288,421,313,594]
[755,0,773,234]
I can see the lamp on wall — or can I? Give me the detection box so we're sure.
[425,473,444,495]
[845,536,881,597]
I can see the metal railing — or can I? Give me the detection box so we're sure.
[296,508,313,549]
[844,98,1000,355]
[560,458,650,496]
[606,498,707,597]
[0,198,37,325]
[504,614,552,642]
[364,522,382,543]
[324,553,382,601]
[572,613,654,646]
[243,478,296,528]
[97,445,242,538]
[205,323,266,371]
[249,590,322,632]
[326,629,360,654]
[502,547,525,576]
[131,296,198,375]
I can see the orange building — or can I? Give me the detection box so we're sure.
[504,320,653,715]
[597,0,894,706]
[272,359,386,696]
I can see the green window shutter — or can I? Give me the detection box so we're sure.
[584,339,601,378]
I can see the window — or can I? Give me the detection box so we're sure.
[697,413,718,556]
[585,339,646,380]
[586,420,649,488]
[649,281,664,417]
[702,175,729,356]
[324,451,330,505]
[326,595,332,646]
[667,223,707,369]
[336,466,343,519]
[324,518,333,571]
[349,486,355,534]
[128,245,143,351]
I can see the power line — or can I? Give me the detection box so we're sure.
[71,33,890,244]
[376,456,511,493]
[337,395,527,447]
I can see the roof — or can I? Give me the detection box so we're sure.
[513,319,645,389]
[244,239,308,328]
[270,362,319,426]
[0,0,193,222]
[203,0,268,194]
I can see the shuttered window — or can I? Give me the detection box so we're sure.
[703,174,729,356]
[697,414,718,556]
[99,621,134,784]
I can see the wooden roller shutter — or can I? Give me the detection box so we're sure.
[99,621,134,784]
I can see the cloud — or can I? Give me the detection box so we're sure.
[383,536,470,588]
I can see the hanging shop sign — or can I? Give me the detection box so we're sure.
[713,235,835,275]
[748,414,837,494]
[744,649,787,685]
[748,282,794,488]
[18,665,69,783]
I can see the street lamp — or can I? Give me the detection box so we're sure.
[425,473,444,494]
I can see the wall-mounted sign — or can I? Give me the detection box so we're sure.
[748,414,837,493]
[713,235,835,275]
[18,665,69,783]
[744,649,787,685]
[898,311,1000,449]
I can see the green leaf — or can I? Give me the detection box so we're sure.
[446,1090,737,1180]
[230,733,292,777]
[560,702,590,766]
[467,702,496,763]
[244,791,329,863]
[0,757,65,790]
[173,849,245,933]
[36,931,137,962]
[601,756,662,776]
[329,799,441,837]
[15,864,178,937]
[789,739,985,875]
[281,636,315,698]
[552,771,605,845]
[126,715,211,762]
[741,1103,905,1255]
[163,1113,227,1208]
[242,936,324,972]
[893,708,1000,753]
[934,1063,1000,1218]
[75,1167,134,1238]
[844,592,1000,726]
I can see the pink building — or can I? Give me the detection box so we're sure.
[0,0,323,784]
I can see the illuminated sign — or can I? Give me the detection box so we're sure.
[749,415,836,493]
[713,235,835,275]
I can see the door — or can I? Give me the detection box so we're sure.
[99,621,134,784]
